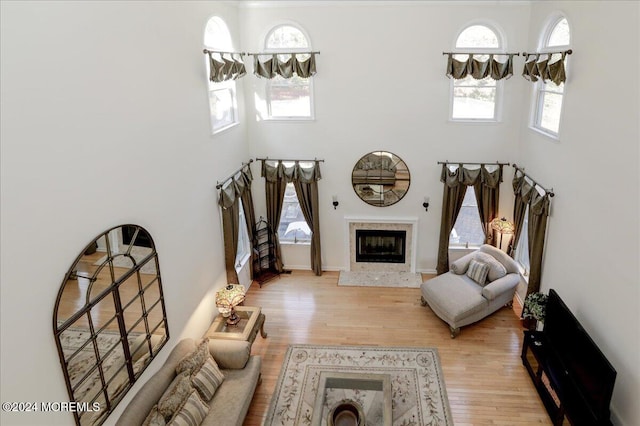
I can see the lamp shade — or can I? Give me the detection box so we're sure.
[490,217,515,234]
[215,284,246,316]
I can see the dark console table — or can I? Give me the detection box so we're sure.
[521,331,612,426]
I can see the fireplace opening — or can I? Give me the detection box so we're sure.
[355,229,406,263]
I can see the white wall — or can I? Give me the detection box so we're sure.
[518,2,640,424]
[240,1,531,273]
[0,1,249,424]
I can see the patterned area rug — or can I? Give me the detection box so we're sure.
[265,345,453,426]
[338,271,423,288]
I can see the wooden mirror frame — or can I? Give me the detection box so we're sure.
[53,224,169,425]
[351,151,411,207]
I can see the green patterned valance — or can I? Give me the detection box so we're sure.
[260,159,322,183]
[522,50,571,86]
[252,52,318,79]
[204,50,247,83]
[445,53,516,80]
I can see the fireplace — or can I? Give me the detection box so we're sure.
[355,229,406,263]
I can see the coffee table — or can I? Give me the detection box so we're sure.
[310,371,392,426]
[204,306,267,345]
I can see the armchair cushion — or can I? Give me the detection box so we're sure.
[481,273,520,300]
[474,251,507,282]
[207,339,251,370]
[466,259,490,285]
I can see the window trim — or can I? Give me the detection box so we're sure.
[449,22,507,123]
[529,14,571,139]
[204,16,240,134]
[263,24,315,121]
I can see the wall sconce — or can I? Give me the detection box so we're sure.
[422,197,430,212]
[332,195,339,210]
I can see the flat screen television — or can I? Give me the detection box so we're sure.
[543,289,617,424]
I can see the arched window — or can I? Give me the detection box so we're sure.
[451,23,505,121]
[531,16,570,136]
[204,16,238,133]
[264,24,314,119]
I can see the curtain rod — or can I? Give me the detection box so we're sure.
[442,51,520,56]
[215,160,253,190]
[437,161,510,166]
[203,49,246,56]
[257,157,324,163]
[512,164,555,198]
[522,49,572,57]
[247,51,320,56]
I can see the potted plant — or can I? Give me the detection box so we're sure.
[522,292,548,330]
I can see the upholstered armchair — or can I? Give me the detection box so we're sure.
[420,244,521,338]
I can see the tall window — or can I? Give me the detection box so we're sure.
[278,182,312,244]
[235,199,251,268]
[515,206,530,274]
[204,17,238,133]
[451,24,504,121]
[532,17,570,136]
[265,25,313,119]
[449,186,485,248]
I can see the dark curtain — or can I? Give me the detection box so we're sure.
[221,202,240,284]
[526,191,550,296]
[218,163,255,283]
[207,51,246,82]
[436,164,504,275]
[509,170,551,297]
[262,160,323,275]
[294,179,322,275]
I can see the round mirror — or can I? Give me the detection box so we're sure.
[352,151,410,206]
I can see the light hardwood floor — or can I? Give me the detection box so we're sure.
[242,270,551,426]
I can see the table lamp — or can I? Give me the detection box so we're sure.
[215,284,246,326]
[490,217,515,251]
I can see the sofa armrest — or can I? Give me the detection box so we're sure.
[482,273,520,300]
[208,339,251,369]
[450,252,476,275]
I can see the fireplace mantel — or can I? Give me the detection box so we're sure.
[343,216,418,273]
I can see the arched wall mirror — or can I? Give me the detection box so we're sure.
[352,151,411,206]
[53,224,169,425]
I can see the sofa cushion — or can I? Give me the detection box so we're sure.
[176,339,210,375]
[474,251,507,282]
[168,390,209,426]
[466,259,489,285]
[421,274,487,323]
[208,339,251,370]
[158,372,193,419]
[191,356,225,401]
[142,405,166,426]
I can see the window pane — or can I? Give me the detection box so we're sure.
[267,26,308,49]
[268,76,311,118]
[516,207,530,272]
[547,18,570,47]
[450,187,485,246]
[235,200,250,265]
[204,17,232,50]
[278,183,311,243]
[209,88,235,131]
[452,82,496,119]
[539,91,563,134]
[456,25,499,48]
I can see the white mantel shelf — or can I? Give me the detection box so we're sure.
[343,216,419,273]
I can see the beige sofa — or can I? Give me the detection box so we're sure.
[420,244,521,338]
[116,338,261,426]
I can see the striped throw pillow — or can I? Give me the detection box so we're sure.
[191,356,225,401]
[466,259,490,285]
[167,390,209,426]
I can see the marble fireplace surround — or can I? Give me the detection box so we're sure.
[344,216,418,273]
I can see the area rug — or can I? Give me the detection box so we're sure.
[264,344,453,426]
[94,246,157,275]
[338,271,422,288]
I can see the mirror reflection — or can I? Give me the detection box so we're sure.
[352,151,411,206]
[54,225,169,425]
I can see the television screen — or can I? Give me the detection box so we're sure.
[543,289,616,422]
